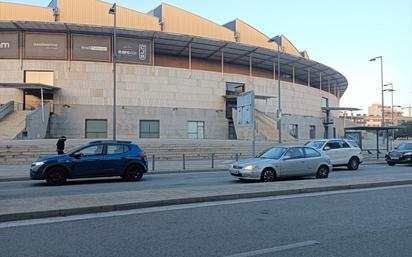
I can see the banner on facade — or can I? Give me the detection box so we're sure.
[24,33,67,60]
[72,34,111,62]
[117,37,151,65]
[0,32,19,59]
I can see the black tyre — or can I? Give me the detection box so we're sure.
[388,162,395,166]
[45,167,68,186]
[261,168,276,182]
[122,164,144,182]
[316,165,329,179]
[347,157,360,170]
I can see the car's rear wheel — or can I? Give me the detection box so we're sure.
[316,165,329,179]
[261,168,276,182]
[45,167,68,186]
[387,162,395,166]
[122,164,144,182]
[347,157,360,170]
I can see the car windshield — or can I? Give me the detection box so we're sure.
[397,142,412,150]
[305,140,325,149]
[257,147,288,159]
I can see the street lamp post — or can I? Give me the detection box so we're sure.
[268,36,282,144]
[383,83,395,126]
[109,3,117,140]
[369,56,384,127]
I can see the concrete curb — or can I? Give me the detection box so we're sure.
[1,179,412,223]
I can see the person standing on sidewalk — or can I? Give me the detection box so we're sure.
[56,136,67,155]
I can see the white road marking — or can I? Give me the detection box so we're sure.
[0,184,411,229]
[223,240,320,257]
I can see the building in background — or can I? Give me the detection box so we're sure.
[341,103,412,127]
[0,0,348,140]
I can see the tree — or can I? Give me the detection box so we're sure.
[395,121,412,139]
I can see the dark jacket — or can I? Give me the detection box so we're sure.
[56,138,66,151]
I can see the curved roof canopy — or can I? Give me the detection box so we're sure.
[0,21,348,96]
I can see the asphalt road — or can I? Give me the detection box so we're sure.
[0,164,411,201]
[1,185,411,257]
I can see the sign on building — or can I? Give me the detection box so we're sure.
[72,34,111,62]
[236,91,255,128]
[117,37,152,65]
[0,32,18,59]
[24,33,67,60]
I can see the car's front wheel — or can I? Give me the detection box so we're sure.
[261,168,276,182]
[347,157,360,170]
[316,165,329,179]
[45,167,68,186]
[122,164,144,182]
[387,162,395,166]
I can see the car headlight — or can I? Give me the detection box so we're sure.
[403,152,412,156]
[243,165,255,171]
[32,161,45,166]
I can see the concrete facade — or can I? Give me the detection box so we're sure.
[0,59,339,140]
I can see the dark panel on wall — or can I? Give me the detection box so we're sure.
[117,37,152,64]
[24,32,67,60]
[0,32,19,59]
[72,34,111,62]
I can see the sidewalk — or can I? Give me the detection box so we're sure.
[0,158,387,182]
[1,171,411,222]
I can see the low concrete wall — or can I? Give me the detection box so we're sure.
[17,103,50,140]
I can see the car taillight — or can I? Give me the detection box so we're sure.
[139,153,147,161]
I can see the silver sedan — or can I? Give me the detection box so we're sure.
[229,146,332,182]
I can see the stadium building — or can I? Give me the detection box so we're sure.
[0,0,348,141]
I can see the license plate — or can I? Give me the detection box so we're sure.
[231,169,239,174]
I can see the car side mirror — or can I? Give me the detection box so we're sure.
[394,147,398,150]
[323,146,331,151]
[72,152,82,159]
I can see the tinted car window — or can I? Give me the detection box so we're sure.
[398,142,412,150]
[325,141,341,149]
[284,147,305,159]
[77,145,104,156]
[304,147,321,158]
[107,144,130,155]
[340,141,350,148]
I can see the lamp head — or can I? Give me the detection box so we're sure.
[109,3,116,14]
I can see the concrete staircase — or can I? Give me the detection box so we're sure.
[0,110,28,140]
[0,139,282,165]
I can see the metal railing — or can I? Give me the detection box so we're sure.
[0,101,14,120]
[148,152,244,172]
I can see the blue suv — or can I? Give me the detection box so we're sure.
[30,140,148,185]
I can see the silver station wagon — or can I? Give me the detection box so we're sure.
[229,146,332,182]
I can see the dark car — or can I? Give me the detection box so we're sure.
[385,141,412,166]
[30,140,148,185]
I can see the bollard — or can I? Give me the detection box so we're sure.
[183,154,186,170]
[152,154,155,171]
[211,153,215,168]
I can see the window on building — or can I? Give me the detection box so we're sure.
[289,124,298,139]
[226,82,245,119]
[309,125,316,139]
[85,119,107,138]
[188,121,204,139]
[321,97,329,108]
[139,120,160,138]
[226,82,245,96]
